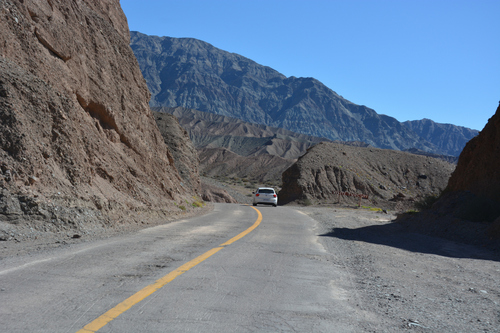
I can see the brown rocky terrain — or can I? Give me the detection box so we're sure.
[199,181,238,204]
[154,107,461,202]
[279,142,455,210]
[0,0,202,244]
[153,111,237,203]
[447,103,500,203]
[395,103,500,250]
[153,112,200,194]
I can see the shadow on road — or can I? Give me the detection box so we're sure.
[320,221,500,262]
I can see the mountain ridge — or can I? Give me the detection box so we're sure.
[153,106,329,159]
[130,31,477,157]
[402,119,479,157]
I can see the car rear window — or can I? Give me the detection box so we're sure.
[258,189,274,194]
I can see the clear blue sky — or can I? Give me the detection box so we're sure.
[120,0,499,131]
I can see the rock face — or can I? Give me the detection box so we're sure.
[279,142,455,209]
[200,182,238,204]
[153,112,200,194]
[447,104,500,204]
[130,31,476,157]
[0,1,194,238]
[393,104,500,249]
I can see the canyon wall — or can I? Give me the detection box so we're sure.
[0,0,195,238]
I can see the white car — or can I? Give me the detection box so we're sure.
[252,187,278,207]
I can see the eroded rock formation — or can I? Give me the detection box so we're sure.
[394,104,500,249]
[153,111,200,194]
[0,0,196,239]
[447,104,500,203]
[279,142,455,210]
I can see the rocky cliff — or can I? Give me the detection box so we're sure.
[279,142,455,210]
[0,0,197,241]
[153,112,200,194]
[130,31,475,157]
[394,104,500,249]
[446,104,500,202]
[437,103,500,225]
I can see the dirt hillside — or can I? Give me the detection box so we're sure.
[0,0,199,242]
[198,147,293,185]
[279,142,455,210]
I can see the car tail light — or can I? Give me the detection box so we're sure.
[255,193,259,196]
[273,194,277,197]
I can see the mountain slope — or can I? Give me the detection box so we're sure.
[198,148,292,184]
[403,119,479,157]
[153,106,328,159]
[130,32,447,154]
[153,107,310,184]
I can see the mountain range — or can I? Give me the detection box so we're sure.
[153,106,328,159]
[130,31,478,157]
[152,106,314,184]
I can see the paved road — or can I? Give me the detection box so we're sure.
[0,203,358,332]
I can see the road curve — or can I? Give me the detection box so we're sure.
[0,203,360,332]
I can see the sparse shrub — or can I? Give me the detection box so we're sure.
[192,201,204,208]
[179,205,186,211]
[362,206,383,212]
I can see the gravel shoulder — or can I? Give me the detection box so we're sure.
[296,205,500,332]
[0,203,214,259]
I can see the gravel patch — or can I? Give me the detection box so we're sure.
[295,205,500,332]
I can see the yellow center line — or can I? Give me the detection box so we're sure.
[77,206,262,333]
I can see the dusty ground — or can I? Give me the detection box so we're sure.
[298,205,500,332]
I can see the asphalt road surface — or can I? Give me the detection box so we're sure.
[0,204,358,332]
